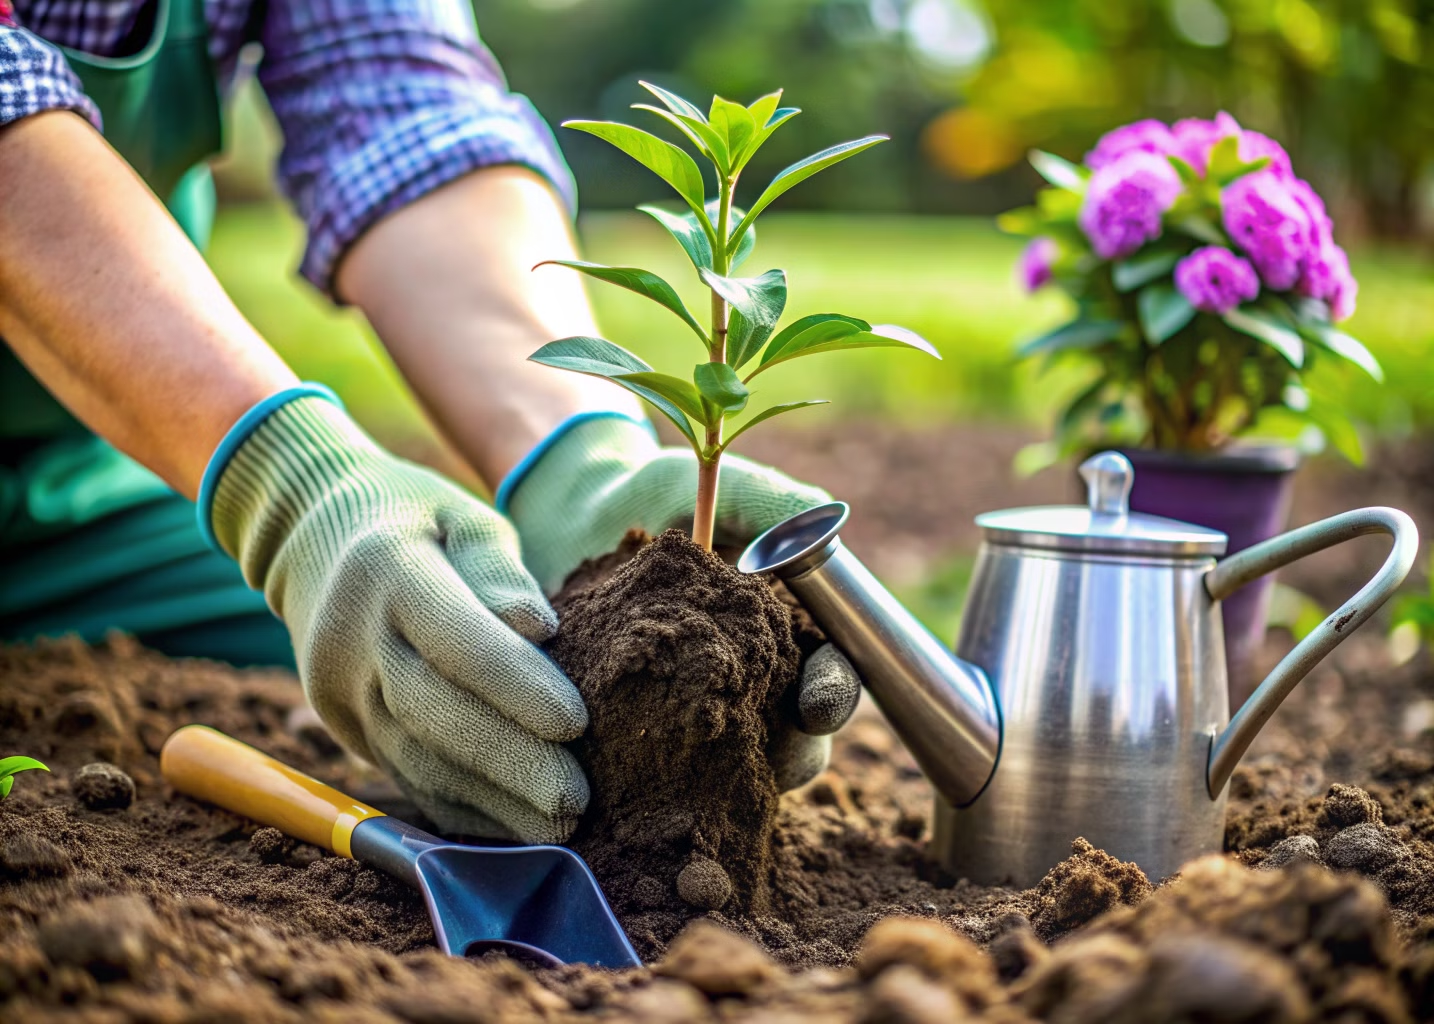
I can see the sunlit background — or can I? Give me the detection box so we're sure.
[203,0,1434,627]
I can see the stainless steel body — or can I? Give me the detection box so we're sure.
[935,545,1228,885]
[741,452,1418,889]
[737,504,1000,806]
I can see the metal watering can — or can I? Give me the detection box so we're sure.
[739,451,1419,887]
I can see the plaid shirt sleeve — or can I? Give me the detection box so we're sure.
[0,21,100,129]
[257,0,577,298]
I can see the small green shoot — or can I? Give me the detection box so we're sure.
[0,756,49,799]
[534,85,939,550]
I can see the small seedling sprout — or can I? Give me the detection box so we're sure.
[0,756,49,799]
[531,84,939,550]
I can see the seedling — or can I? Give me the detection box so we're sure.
[532,84,938,550]
[0,756,49,799]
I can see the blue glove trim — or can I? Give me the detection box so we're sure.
[196,384,343,551]
[494,411,654,515]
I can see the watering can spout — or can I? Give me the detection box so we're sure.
[1203,506,1420,798]
[739,503,1001,807]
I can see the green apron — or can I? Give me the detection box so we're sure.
[0,0,293,667]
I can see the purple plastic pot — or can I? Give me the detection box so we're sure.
[1120,446,1300,708]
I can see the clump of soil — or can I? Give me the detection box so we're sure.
[547,529,802,927]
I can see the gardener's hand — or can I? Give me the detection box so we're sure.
[500,413,862,789]
[206,393,588,843]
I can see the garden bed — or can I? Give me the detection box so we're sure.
[2,424,1433,1022]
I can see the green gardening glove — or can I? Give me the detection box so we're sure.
[498,413,862,789]
[203,391,588,843]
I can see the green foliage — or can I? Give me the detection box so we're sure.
[0,756,49,799]
[1392,553,1434,658]
[534,85,938,545]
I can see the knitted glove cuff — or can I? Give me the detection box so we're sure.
[494,411,656,515]
[206,395,384,577]
[197,385,343,551]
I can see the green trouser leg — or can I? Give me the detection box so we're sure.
[0,491,293,669]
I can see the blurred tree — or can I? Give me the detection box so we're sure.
[947,0,1434,237]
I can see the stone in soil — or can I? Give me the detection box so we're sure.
[70,761,135,810]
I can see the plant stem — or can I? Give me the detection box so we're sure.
[692,174,735,552]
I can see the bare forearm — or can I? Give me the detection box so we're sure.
[335,166,641,488]
[0,112,296,498]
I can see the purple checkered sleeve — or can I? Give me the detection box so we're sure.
[4,0,575,298]
[0,24,99,128]
[257,0,576,295]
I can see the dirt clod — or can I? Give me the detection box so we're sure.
[0,832,71,880]
[37,894,158,982]
[1259,834,1323,870]
[71,760,135,810]
[656,920,784,996]
[1029,839,1152,940]
[549,530,801,928]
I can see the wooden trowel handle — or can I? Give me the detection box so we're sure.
[160,725,385,858]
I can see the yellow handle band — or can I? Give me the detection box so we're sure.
[160,724,385,858]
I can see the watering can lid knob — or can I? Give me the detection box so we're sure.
[1079,451,1133,516]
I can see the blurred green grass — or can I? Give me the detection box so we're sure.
[206,202,1434,452]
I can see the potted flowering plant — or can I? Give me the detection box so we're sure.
[1001,113,1382,699]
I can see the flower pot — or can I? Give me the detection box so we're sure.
[1120,446,1300,708]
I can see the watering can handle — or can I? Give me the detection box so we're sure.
[161,725,386,858]
[1205,507,1419,797]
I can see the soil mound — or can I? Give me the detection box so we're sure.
[547,529,802,931]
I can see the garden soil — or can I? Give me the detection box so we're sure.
[2,423,1434,1022]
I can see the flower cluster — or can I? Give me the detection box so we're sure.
[1001,113,1380,463]
[1034,112,1356,320]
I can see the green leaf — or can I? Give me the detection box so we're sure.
[752,107,801,150]
[1113,250,1181,293]
[563,120,708,217]
[632,104,729,173]
[1028,149,1088,193]
[1036,187,1083,223]
[721,400,828,450]
[1304,396,1364,464]
[613,371,707,423]
[1137,283,1196,344]
[754,315,938,376]
[637,80,708,123]
[538,260,708,344]
[529,337,696,445]
[709,96,757,166]
[0,776,9,798]
[640,201,755,274]
[0,756,49,777]
[1167,154,1202,186]
[747,90,782,131]
[700,268,787,368]
[996,205,1045,237]
[730,135,887,244]
[693,361,750,416]
[1169,214,1227,246]
[1207,135,1271,186]
[1224,306,1305,366]
[1016,318,1126,357]
[1304,322,1384,382]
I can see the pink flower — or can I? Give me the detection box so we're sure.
[1078,151,1182,260]
[1085,120,1178,171]
[1174,247,1260,315]
[1018,237,1058,291]
[1221,170,1313,291]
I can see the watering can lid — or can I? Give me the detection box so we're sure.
[976,451,1229,558]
